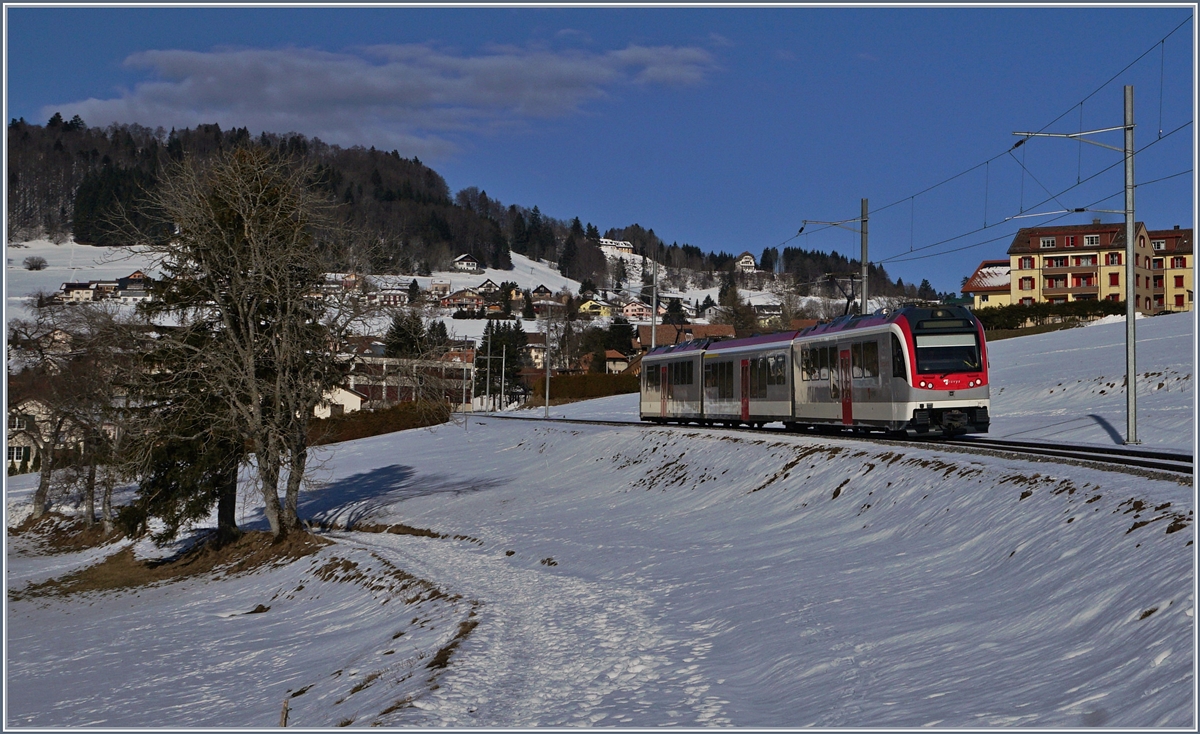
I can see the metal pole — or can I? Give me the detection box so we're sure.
[485,330,492,412]
[1124,85,1139,445]
[650,250,658,350]
[544,310,551,418]
[860,198,869,315]
[500,345,506,412]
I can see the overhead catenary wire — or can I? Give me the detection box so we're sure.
[875,119,1192,265]
[881,168,1193,264]
[782,15,1192,254]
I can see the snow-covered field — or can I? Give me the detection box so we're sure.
[5,306,1195,727]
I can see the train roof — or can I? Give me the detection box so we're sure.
[704,330,800,354]
[797,305,977,338]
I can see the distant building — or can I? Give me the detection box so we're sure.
[598,238,634,257]
[961,260,1012,310]
[452,254,481,272]
[737,252,757,274]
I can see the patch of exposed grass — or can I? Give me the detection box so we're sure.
[10,530,329,601]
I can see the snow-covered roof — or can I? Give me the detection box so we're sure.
[962,260,1011,293]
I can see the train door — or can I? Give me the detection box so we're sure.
[740,359,750,421]
[660,364,668,418]
[839,348,853,424]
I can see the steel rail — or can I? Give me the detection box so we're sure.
[472,413,1193,477]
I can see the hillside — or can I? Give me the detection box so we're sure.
[5,314,1194,727]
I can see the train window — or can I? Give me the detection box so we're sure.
[767,354,787,386]
[704,362,716,389]
[646,364,661,389]
[864,340,883,378]
[891,334,907,381]
[818,346,830,380]
[851,343,864,378]
[914,333,981,374]
[719,361,733,399]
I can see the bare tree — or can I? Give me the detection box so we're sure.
[124,146,355,540]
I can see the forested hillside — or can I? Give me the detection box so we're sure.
[8,113,929,298]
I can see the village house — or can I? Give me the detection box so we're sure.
[634,324,735,353]
[56,270,151,304]
[313,385,367,419]
[476,279,501,295]
[737,252,757,274]
[442,288,484,310]
[604,349,630,374]
[961,260,1013,310]
[452,254,482,272]
[598,238,634,257]
[577,299,617,319]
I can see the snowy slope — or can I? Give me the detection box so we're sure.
[5,245,1195,728]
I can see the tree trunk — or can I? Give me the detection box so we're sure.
[282,433,307,532]
[101,466,114,535]
[257,439,285,538]
[216,454,239,543]
[82,432,97,527]
[32,452,53,520]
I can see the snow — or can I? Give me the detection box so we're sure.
[5,243,1196,728]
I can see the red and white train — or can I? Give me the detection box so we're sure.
[640,305,990,436]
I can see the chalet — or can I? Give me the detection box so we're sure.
[453,254,482,272]
[604,349,630,374]
[60,282,94,302]
[621,300,666,321]
[598,238,634,257]
[634,323,735,352]
[737,252,757,274]
[314,386,367,419]
[371,288,408,307]
[443,288,484,310]
[429,281,452,298]
[56,271,153,304]
[476,279,501,294]
[530,284,553,300]
[961,260,1012,310]
[578,299,617,318]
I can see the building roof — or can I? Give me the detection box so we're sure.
[604,349,628,360]
[962,259,1011,294]
[1006,222,1147,254]
[453,253,479,262]
[1147,227,1194,255]
[636,323,735,347]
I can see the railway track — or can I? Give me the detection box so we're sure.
[474,413,1194,478]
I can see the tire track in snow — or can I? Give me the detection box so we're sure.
[337,531,731,726]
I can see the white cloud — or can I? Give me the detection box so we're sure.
[44,42,717,159]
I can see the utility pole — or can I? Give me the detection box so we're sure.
[1123,85,1138,444]
[1010,85,1138,444]
[484,330,492,412]
[500,344,507,412]
[860,198,869,315]
[650,248,659,350]
[544,308,552,419]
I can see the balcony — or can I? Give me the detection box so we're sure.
[1042,266,1098,277]
[1044,285,1099,297]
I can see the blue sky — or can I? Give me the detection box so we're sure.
[5,5,1195,292]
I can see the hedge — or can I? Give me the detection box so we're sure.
[308,401,451,446]
[973,299,1126,331]
[531,373,640,401]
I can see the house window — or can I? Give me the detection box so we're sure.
[1045,277,1066,289]
[1152,258,1164,270]
[1019,297,1035,306]
[1109,273,1120,287]
[1106,252,1122,266]
[1019,277,1035,291]
[1152,239,1166,251]
[1039,237,1056,249]
[1154,295,1165,308]
[1154,275,1164,289]
[1071,255,1096,267]
[1175,294,1185,308]
[1046,256,1068,268]
[1085,234,1101,246]
[1063,236,1076,248]
[7,446,30,463]
[1072,275,1095,288]
[8,414,25,430]
[1175,275,1185,289]
[1019,256,1034,269]
[1136,275,1141,287]
[1134,254,1140,266]
[979,294,989,302]
[1171,256,1186,268]
[1107,294,1121,302]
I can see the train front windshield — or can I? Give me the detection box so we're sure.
[914,333,981,373]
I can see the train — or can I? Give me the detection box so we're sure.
[639,305,990,436]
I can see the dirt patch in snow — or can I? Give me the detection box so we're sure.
[9,530,330,601]
[8,512,125,555]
